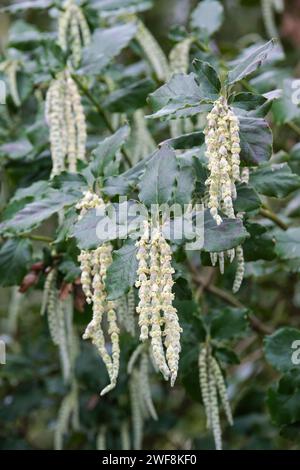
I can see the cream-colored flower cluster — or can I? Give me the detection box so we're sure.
[45,70,87,177]
[77,192,120,396]
[204,96,241,225]
[199,345,233,450]
[135,221,181,386]
[58,0,91,68]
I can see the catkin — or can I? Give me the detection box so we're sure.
[96,426,107,451]
[58,0,91,68]
[204,96,241,225]
[43,269,72,383]
[135,19,170,82]
[54,382,79,450]
[261,0,284,40]
[45,70,87,177]
[130,370,143,450]
[77,192,120,395]
[198,346,233,450]
[135,222,181,385]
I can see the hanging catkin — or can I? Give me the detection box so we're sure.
[0,60,21,107]
[135,18,170,82]
[204,96,241,225]
[261,0,284,40]
[77,191,120,395]
[135,221,181,386]
[58,0,91,68]
[45,70,87,177]
[168,38,194,138]
[198,345,233,450]
[42,269,72,383]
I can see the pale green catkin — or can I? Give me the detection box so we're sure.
[58,0,91,68]
[96,426,107,451]
[130,370,143,450]
[139,352,158,420]
[169,37,194,139]
[54,382,79,450]
[261,0,284,40]
[121,421,131,450]
[0,60,21,107]
[198,346,233,450]
[135,18,170,82]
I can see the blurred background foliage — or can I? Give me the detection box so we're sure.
[0,0,300,450]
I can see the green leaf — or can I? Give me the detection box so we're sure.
[103,78,155,113]
[275,228,300,260]
[59,260,81,283]
[106,241,138,300]
[250,163,300,198]
[227,39,276,85]
[172,165,195,205]
[87,125,130,179]
[203,211,249,252]
[77,23,137,75]
[93,0,153,17]
[72,201,140,250]
[243,223,276,262]
[210,307,249,341]
[11,181,49,203]
[239,116,273,165]
[0,239,32,287]
[0,189,76,235]
[267,370,300,425]
[192,59,221,101]
[264,327,300,373]
[147,73,208,120]
[138,145,178,206]
[229,92,267,111]
[234,183,261,213]
[190,0,224,36]
[161,131,205,150]
[1,0,52,12]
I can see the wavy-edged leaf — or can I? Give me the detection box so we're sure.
[138,144,178,206]
[250,163,300,198]
[77,23,137,75]
[0,239,32,287]
[227,39,276,85]
[106,241,138,300]
[239,116,273,165]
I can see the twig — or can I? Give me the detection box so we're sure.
[188,261,273,335]
[71,74,132,168]
[259,207,288,231]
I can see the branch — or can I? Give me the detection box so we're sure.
[20,234,53,243]
[189,262,273,335]
[71,74,132,168]
[259,207,288,231]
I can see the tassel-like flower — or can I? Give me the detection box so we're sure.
[135,222,181,386]
[45,70,87,177]
[58,0,91,68]
[198,345,233,450]
[77,192,120,395]
[204,96,241,225]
